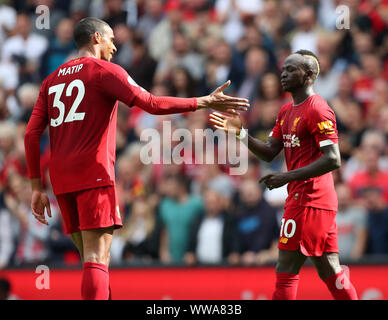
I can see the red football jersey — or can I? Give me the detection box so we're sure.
[270,94,339,211]
[25,57,197,194]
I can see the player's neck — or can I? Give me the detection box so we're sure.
[78,46,101,60]
[291,87,315,105]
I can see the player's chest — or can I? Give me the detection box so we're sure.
[279,109,310,148]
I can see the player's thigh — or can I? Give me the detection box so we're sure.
[310,252,342,280]
[81,226,114,265]
[70,231,84,262]
[55,192,80,234]
[276,249,307,274]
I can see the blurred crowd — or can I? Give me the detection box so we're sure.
[1,0,388,270]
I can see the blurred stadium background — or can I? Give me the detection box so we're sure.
[1,0,388,300]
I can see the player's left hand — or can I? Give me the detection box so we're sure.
[259,172,289,190]
[31,190,52,226]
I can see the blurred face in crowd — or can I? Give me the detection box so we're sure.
[204,189,224,216]
[261,72,281,100]
[336,183,352,211]
[360,54,381,78]
[173,33,189,55]
[317,53,331,75]
[337,73,353,97]
[56,19,74,44]
[296,6,316,32]
[16,14,31,39]
[105,0,123,13]
[214,41,231,65]
[353,32,374,54]
[172,67,190,92]
[240,179,262,208]
[131,200,151,220]
[362,144,382,174]
[361,189,385,211]
[113,24,131,46]
[146,0,164,18]
[245,48,267,77]
[117,156,137,184]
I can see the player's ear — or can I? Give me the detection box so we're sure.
[93,31,102,44]
[304,69,314,83]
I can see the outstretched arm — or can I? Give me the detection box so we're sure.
[101,64,250,115]
[209,111,283,162]
[133,80,249,115]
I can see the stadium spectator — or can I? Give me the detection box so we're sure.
[335,182,368,261]
[202,39,245,93]
[148,0,189,61]
[361,187,388,255]
[169,66,198,98]
[314,52,341,101]
[103,0,129,28]
[235,179,279,266]
[4,173,56,266]
[158,173,204,263]
[110,23,133,71]
[348,131,388,204]
[154,31,204,83]
[127,32,157,92]
[236,46,269,102]
[16,83,40,123]
[111,198,160,264]
[136,0,165,41]
[0,194,13,269]
[184,187,239,265]
[1,13,48,84]
[247,71,285,143]
[289,5,321,54]
[0,1,17,47]
[215,0,263,45]
[40,18,76,78]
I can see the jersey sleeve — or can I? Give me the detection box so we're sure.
[100,63,197,114]
[24,80,49,179]
[307,103,339,148]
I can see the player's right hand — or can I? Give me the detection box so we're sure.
[209,110,243,135]
[31,190,52,226]
[205,80,250,113]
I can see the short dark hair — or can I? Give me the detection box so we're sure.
[73,17,109,49]
[294,49,321,78]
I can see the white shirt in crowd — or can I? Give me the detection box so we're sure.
[196,217,224,264]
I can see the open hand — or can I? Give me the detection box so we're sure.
[31,190,52,225]
[209,110,243,135]
[201,80,250,113]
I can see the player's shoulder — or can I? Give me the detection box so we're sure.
[278,100,293,116]
[308,94,335,116]
[90,57,126,74]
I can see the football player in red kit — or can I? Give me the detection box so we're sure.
[24,17,249,300]
[209,50,358,300]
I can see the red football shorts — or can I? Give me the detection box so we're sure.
[56,185,123,234]
[278,205,339,256]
